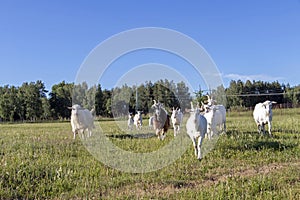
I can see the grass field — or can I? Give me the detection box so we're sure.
[0,109,300,199]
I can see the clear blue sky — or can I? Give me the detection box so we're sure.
[1,0,299,93]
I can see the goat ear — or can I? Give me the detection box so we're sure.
[272,101,277,104]
[67,106,73,110]
[263,101,271,106]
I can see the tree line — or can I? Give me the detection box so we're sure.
[0,79,299,122]
[223,80,299,109]
[0,80,191,121]
[224,80,285,108]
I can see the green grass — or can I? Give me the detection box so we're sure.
[0,109,300,199]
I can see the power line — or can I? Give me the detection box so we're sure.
[226,92,285,97]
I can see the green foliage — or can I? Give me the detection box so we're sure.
[225,80,286,109]
[110,80,191,115]
[0,81,47,121]
[49,81,73,119]
[284,84,300,105]
[95,84,104,116]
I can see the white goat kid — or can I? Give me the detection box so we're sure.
[134,111,143,130]
[186,102,207,160]
[127,113,134,130]
[68,104,95,139]
[171,107,183,136]
[253,100,276,136]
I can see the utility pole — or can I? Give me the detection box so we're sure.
[135,84,138,111]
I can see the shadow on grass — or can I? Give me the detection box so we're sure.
[245,141,297,151]
[273,128,300,134]
[225,130,261,138]
[223,130,297,151]
[107,133,156,139]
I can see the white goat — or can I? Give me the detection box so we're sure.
[171,107,183,136]
[148,115,154,129]
[203,104,226,139]
[253,100,276,136]
[186,102,207,160]
[134,111,143,130]
[203,95,226,122]
[68,104,95,139]
[127,113,134,130]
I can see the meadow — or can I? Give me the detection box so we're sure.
[0,108,300,199]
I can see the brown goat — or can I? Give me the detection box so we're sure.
[151,100,170,140]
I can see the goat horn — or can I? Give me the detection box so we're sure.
[190,102,194,111]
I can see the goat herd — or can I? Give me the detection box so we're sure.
[68,96,276,160]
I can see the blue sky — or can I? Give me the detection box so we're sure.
[1,0,299,93]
